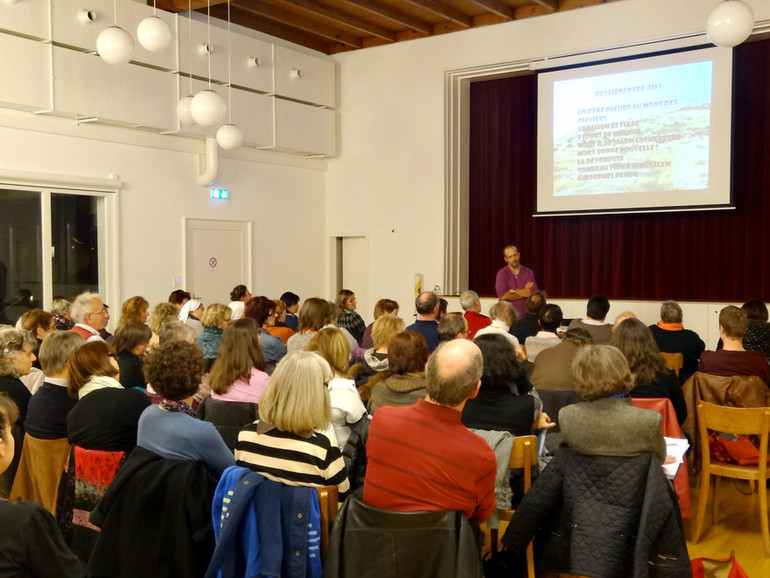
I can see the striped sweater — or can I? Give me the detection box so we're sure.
[235,421,350,503]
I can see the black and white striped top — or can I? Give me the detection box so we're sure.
[235,421,350,503]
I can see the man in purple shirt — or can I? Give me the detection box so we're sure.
[495,244,538,318]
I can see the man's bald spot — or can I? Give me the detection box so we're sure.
[613,310,637,330]
[434,339,481,380]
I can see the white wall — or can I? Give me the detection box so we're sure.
[0,110,327,325]
[327,0,770,342]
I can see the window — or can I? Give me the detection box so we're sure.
[0,178,116,326]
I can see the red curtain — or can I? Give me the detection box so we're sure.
[469,39,770,302]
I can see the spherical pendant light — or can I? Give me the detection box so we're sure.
[191,90,227,127]
[706,0,754,47]
[137,16,172,52]
[217,123,243,150]
[96,26,134,65]
[176,95,196,125]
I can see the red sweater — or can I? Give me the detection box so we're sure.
[464,311,491,341]
[363,399,497,522]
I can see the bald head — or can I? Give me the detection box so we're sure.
[415,291,439,319]
[613,311,637,332]
[425,340,483,407]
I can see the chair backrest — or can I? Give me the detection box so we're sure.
[697,400,770,437]
[9,434,71,515]
[696,401,770,476]
[509,435,538,492]
[660,352,683,376]
[324,493,483,578]
[317,485,339,561]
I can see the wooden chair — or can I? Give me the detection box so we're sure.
[317,485,339,562]
[490,434,538,578]
[660,352,683,377]
[692,401,770,556]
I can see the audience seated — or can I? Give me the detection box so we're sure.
[699,305,769,382]
[323,300,359,355]
[51,297,74,331]
[648,300,705,384]
[147,301,177,350]
[613,318,687,425]
[19,309,56,370]
[10,332,84,514]
[559,345,666,463]
[741,297,770,363]
[227,284,251,321]
[244,296,287,365]
[366,331,429,414]
[117,296,149,328]
[355,314,404,388]
[530,327,591,392]
[336,289,366,346]
[137,341,234,477]
[0,327,37,496]
[462,334,553,435]
[361,298,399,349]
[524,304,563,361]
[69,292,109,342]
[266,299,295,345]
[196,303,231,371]
[567,294,613,345]
[460,290,491,340]
[474,301,523,355]
[235,351,350,503]
[405,291,440,352]
[306,328,367,448]
[111,320,152,390]
[287,297,328,353]
[280,291,301,332]
[0,395,87,576]
[66,341,150,452]
[510,291,546,344]
[178,298,204,339]
[363,340,497,523]
[437,312,468,343]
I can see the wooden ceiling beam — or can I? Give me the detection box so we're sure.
[532,0,559,11]
[404,0,472,28]
[343,0,432,35]
[156,0,227,12]
[469,0,517,20]
[274,0,396,42]
[227,2,362,48]
[214,7,332,53]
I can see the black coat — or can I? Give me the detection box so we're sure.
[502,448,691,578]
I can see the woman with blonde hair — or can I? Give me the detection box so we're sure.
[51,298,74,331]
[306,328,367,448]
[0,327,37,495]
[361,299,399,349]
[197,303,231,370]
[235,351,350,502]
[355,314,405,387]
[118,296,150,326]
[147,302,178,349]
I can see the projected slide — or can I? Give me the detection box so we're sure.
[553,62,712,196]
[536,46,733,216]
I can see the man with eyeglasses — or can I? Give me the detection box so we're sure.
[68,291,109,342]
[495,244,538,319]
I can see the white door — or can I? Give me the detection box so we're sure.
[185,219,251,306]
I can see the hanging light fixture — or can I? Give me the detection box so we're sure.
[706,0,754,47]
[177,0,196,125]
[191,0,227,127]
[137,0,172,52]
[97,0,134,65]
[217,0,242,150]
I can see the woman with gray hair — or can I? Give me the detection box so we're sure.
[0,326,37,495]
[559,345,667,463]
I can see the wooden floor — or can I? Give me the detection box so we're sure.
[685,479,770,577]
[484,479,770,576]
